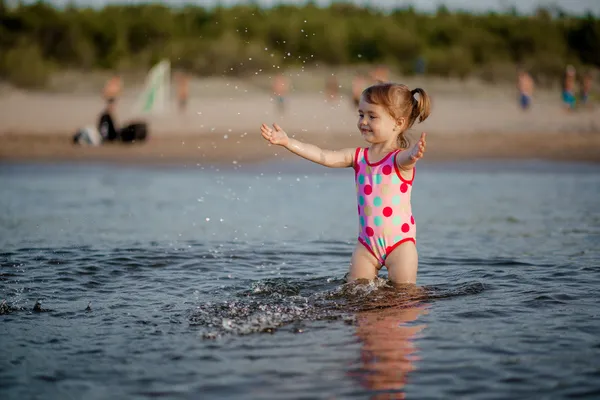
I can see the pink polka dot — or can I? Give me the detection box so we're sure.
[364,185,373,195]
[366,227,374,237]
[383,207,393,217]
[382,165,392,175]
[401,223,410,233]
[411,215,415,225]
[400,183,408,193]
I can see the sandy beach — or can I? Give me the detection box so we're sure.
[1,74,599,165]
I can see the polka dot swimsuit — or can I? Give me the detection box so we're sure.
[354,147,416,265]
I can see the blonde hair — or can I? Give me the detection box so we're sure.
[362,83,431,149]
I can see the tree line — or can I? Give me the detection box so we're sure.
[0,0,598,88]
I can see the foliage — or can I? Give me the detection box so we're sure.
[0,40,52,88]
[0,1,598,87]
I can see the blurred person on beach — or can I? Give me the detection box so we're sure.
[414,57,426,75]
[325,74,339,102]
[371,65,390,84]
[272,73,289,115]
[562,65,577,111]
[98,98,119,142]
[103,74,122,105]
[580,69,594,110]
[517,68,534,111]
[352,73,368,108]
[73,76,120,146]
[175,71,190,114]
[261,82,430,285]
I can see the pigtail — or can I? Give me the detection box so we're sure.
[410,88,431,124]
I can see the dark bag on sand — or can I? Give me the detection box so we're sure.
[119,122,148,143]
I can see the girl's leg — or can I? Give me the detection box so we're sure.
[384,241,418,284]
[348,242,380,281]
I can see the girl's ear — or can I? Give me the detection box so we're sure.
[395,117,406,131]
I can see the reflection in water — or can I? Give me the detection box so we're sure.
[353,301,427,399]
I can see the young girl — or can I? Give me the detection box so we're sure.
[260,83,430,285]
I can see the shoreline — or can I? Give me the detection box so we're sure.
[2,130,599,166]
[2,76,599,167]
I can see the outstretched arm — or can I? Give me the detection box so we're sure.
[261,123,355,168]
[396,132,427,170]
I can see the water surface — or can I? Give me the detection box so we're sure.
[1,160,599,399]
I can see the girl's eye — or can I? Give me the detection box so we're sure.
[370,115,377,120]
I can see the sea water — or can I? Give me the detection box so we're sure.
[1,160,599,399]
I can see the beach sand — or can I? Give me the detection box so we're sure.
[1,75,599,165]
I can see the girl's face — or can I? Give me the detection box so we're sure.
[357,97,399,145]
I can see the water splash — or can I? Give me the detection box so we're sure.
[189,277,485,339]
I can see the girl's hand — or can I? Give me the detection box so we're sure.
[261,123,289,147]
[409,132,427,161]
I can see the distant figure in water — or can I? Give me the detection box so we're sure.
[175,71,190,114]
[562,65,577,111]
[517,69,534,111]
[261,82,431,285]
[272,73,289,115]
